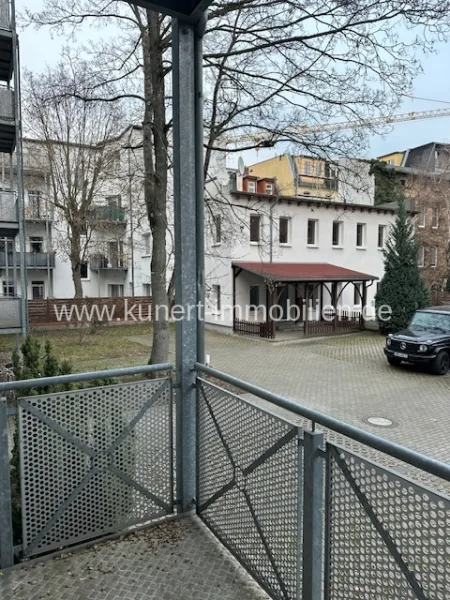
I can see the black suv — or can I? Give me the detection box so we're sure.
[384,306,450,375]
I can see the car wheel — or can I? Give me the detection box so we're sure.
[432,351,450,375]
[387,357,401,367]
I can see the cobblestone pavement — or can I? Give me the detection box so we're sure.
[204,330,450,465]
[0,518,268,600]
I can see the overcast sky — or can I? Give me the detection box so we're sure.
[18,0,450,164]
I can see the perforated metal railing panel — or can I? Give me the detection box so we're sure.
[18,379,173,557]
[326,446,450,600]
[197,378,302,600]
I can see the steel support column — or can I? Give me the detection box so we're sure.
[302,430,324,600]
[173,19,199,512]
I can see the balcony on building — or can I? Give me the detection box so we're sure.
[90,253,128,271]
[0,1,12,84]
[24,196,54,222]
[0,189,17,236]
[0,296,20,329]
[0,251,55,269]
[0,86,14,153]
[90,198,127,227]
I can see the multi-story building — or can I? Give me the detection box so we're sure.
[0,0,26,336]
[205,154,396,338]
[378,142,450,294]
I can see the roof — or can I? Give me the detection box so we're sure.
[419,306,450,314]
[233,262,378,282]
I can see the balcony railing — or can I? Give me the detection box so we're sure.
[0,86,13,121]
[24,204,54,221]
[90,205,127,224]
[2,362,450,599]
[0,296,20,328]
[0,252,55,268]
[0,0,10,30]
[0,189,16,222]
[90,254,128,270]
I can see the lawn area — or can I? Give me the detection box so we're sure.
[0,323,172,372]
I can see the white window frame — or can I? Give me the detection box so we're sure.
[418,246,424,268]
[307,219,318,247]
[332,221,343,248]
[80,262,89,280]
[248,181,256,193]
[142,232,151,256]
[304,161,312,175]
[353,283,363,306]
[432,207,439,229]
[142,283,152,296]
[250,214,261,244]
[431,246,438,268]
[279,216,291,245]
[266,183,273,195]
[212,284,221,313]
[418,205,426,228]
[356,223,366,249]
[378,225,386,249]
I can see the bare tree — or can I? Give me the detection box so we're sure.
[23,63,125,297]
[24,0,450,359]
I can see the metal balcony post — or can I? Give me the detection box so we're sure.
[302,430,324,600]
[173,19,199,513]
[0,398,13,568]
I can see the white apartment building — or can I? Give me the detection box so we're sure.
[204,153,397,338]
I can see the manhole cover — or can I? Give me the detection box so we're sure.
[367,417,393,427]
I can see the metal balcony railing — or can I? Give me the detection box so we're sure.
[0,86,14,121]
[0,0,10,30]
[24,204,54,221]
[0,189,16,222]
[0,252,55,268]
[90,254,128,270]
[90,205,127,224]
[0,296,20,328]
[1,361,450,600]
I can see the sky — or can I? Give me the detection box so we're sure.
[18,0,450,166]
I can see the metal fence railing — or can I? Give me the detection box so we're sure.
[0,363,174,567]
[196,364,450,600]
[0,87,14,121]
[0,297,20,329]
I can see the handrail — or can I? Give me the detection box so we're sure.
[0,363,173,393]
[196,362,450,483]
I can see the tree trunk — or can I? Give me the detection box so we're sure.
[71,261,83,298]
[143,12,169,366]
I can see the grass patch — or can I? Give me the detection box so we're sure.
[0,323,163,372]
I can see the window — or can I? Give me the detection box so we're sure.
[31,281,45,300]
[143,283,151,296]
[30,236,43,253]
[279,217,290,244]
[266,183,273,195]
[304,161,312,175]
[418,245,424,267]
[80,263,88,279]
[106,195,122,209]
[378,225,386,249]
[418,205,425,227]
[432,207,439,229]
[315,163,322,177]
[250,214,261,243]
[109,284,124,297]
[356,223,366,248]
[249,285,260,309]
[2,281,15,297]
[213,214,222,244]
[332,221,343,247]
[28,190,41,218]
[307,219,317,246]
[212,284,221,312]
[248,181,256,193]
[142,233,151,255]
[431,246,438,268]
[354,283,362,305]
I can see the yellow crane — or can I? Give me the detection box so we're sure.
[225,107,450,147]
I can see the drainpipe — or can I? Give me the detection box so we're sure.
[127,135,135,297]
[269,201,274,263]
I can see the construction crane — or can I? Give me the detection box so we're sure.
[225,107,450,147]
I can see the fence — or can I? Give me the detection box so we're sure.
[233,318,275,339]
[196,363,450,600]
[0,252,56,269]
[0,363,173,566]
[304,311,363,338]
[0,297,20,329]
[28,296,153,325]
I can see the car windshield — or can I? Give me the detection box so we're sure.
[409,311,450,333]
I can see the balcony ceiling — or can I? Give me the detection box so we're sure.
[123,0,212,22]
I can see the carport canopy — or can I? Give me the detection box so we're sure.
[232,262,378,283]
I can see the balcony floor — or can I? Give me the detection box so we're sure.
[0,517,268,600]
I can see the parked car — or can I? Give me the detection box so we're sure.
[384,306,450,375]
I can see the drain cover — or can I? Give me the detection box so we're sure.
[367,416,393,427]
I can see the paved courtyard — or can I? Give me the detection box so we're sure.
[203,330,450,464]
